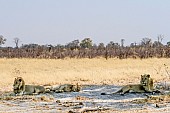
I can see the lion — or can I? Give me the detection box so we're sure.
[101,74,155,95]
[47,83,81,93]
[13,77,45,95]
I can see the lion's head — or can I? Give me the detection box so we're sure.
[13,77,25,94]
[140,74,152,86]
[72,83,81,92]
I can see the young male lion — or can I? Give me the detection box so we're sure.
[101,74,154,95]
[13,77,45,95]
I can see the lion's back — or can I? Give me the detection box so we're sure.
[25,85,45,94]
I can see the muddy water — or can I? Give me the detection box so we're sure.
[0,85,170,113]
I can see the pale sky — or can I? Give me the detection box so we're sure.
[0,0,170,47]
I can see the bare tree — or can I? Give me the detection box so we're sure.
[141,38,152,47]
[157,34,164,47]
[14,37,20,48]
[0,35,6,46]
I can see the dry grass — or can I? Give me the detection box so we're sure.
[0,58,170,91]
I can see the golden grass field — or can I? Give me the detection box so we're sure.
[0,58,170,91]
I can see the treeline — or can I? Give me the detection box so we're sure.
[0,35,170,59]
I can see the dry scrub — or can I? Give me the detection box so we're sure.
[0,58,170,91]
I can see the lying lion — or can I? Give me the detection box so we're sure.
[101,74,158,95]
[46,83,81,93]
[13,77,45,95]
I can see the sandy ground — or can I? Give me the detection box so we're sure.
[0,58,170,112]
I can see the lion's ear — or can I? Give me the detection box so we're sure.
[147,74,150,78]
[19,78,22,82]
